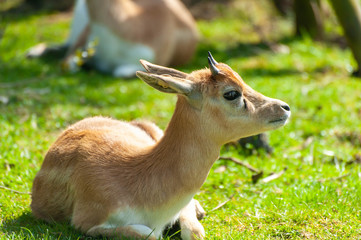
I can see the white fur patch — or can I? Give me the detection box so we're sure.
[100,194,195,238]
[128,224,154,236]
[89,23,155,75]
[99,223,154,236]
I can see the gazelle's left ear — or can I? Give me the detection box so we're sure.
[136,71,194,95]
[140,60,188,78]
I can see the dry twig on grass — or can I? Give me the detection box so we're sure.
[218,156,289,184]
[219,156,264,183]
[219,156,260,173]
[0,185,31,195]
[261,167,288,183]
[317,173,351,183]
[209,194,235,212]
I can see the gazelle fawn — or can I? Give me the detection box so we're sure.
[27,0,198,77]
[31,53,290,239]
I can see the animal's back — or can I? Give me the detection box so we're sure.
[31,116,162,222]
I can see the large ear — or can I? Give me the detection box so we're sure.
[140,60,188,78]
[136,71,193,95]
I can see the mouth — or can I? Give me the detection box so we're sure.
[269,118,286,124]
[268,115,289,125]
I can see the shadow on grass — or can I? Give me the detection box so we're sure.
[2,211,182,239]
[1,3,67,24]
[186,36,304,76]
[194,35,299,61]
[0,58,148,118]
[240,67,301,78]
[1,211,90,239]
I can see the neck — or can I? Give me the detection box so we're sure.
[158,97,221,184]
[137,97,221,207]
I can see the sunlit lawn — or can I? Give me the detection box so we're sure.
[1,2,361,239]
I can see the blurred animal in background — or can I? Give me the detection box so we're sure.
[27,0,199,78]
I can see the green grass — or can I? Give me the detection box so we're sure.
[1,2,361,239]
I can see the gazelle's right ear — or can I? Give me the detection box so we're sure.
[140,60,188,78]
[136,71,193,95]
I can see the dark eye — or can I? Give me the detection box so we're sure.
[223,90,241,101]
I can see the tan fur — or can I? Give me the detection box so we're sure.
[31,58,290,239]
[130,120,164,142]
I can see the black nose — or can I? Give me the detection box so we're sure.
[281,104,290,111]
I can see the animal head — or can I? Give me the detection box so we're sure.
[136,52,290,144]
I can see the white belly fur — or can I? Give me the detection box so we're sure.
[99,194,195,238]
[89,23,155,74]
[67,0,155,76]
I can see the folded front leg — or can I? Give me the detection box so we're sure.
[179,199,205,240]
[87,224,156,240]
